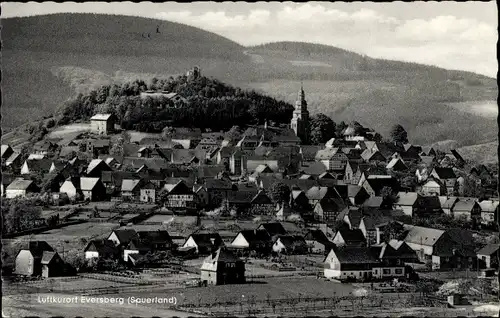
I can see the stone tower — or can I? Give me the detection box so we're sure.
[290,83,310,144]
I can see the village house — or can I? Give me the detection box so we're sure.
[347,185,370,205]
[361,175,400,197]
[230,229,272,255]
[394,192,419,216]
[84,239,119,260]
[86,139,111,156]
[4,151,22,171]
[272,235,308,254]
[59,177,83,200]
[20,158,53,175]
[306,186,343,207]
[227,189,274,214]
[304,229,335,255]
[340,206,364,230]
[420,146,437,157]
[256,222,288,238]
[32,140,59,156]
[430,167,458,196]
[370,240,419,279]
[478,199,499,226]
[90,113,116,135]
[1,173,16,197]
[181,233,224,255]
[140,181,158,203]
[204,178,235,206]
[344,161,371,185]
[324,246,378,281]
[413,195,443,217]
[86,159,112,178]
[6,178,40,199]
[315,147,348,171]
[123,230,174,262]
[403,226,477,270]
[361,149,386,163]
[1,144,14,160]
[80,177,106,201]
[15,241,64,278]
[476,243,499,269]
[439,196,459,215]
[313,198,346,224]
[359,215,393,246]
[200,247,245,286]
[162,180,198,213]
[449,198,480,221]
[121,179,143,201]
[421,177,446,196]
[386,154,408,172]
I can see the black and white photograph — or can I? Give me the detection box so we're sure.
[1,1,499,317]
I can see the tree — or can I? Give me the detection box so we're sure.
[382,221,405,242]
[269,182,291,204]
[380,186,397,208]
[309,113,336,145]
[4,200,43,233]
[390,124,409,144]
[162,126,176,139]
[110,136,125,157]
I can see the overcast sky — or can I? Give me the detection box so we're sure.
[2,1,497,77]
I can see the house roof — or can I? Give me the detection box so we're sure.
[445,228,475,247]
[420,146,435,156]
[306,186,339,201]
[396,192,419,206]
[171,149,205,164]
[316,198,345,212]
[301,161,327,175]
[403,225,444,246]
[21,241,54,258]
[258,222,287,236]
[361,215,393,231]
[194,165,225,179]
[111,229,138,245]
[1,144,12,157]
[476,243,500,256]
[91,113,113,120]
[189,233,223,249]
[6,178,35,191]
[80,177,101,191]
[478,200,499,212]
[363,176,399,195]
[452,198,477,212]
[386,158,407,170]
[205,178,233,190]
[136,230,172,244]
[274,235,307,248]
[336,226,366,244]
[25,158,53,173]
[439,196,458,209]
[121,179,142,192]
[235,229,271,246]
[121,157,170,171]
[202,247,241,271]
[330,246,378,264]
[432,167,456,179]
[315,148,341,160]
[86,159,110,174]
[84,239,117,254]
[361,196,384,208]
[304,229,332,245]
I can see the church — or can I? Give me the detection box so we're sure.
[290,84,310,144]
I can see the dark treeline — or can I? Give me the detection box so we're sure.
[57,75,294,132]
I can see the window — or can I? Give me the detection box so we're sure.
[395,269,403,274]
[374,270,378,274]
[383,269,391,275]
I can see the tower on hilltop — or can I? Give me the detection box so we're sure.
[290,82,310,144]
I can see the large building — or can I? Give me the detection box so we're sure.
[90,113,116,135]
[290,84,309,144]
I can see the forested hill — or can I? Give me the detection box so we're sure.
[56,75,294,133]
[1,13,246,61]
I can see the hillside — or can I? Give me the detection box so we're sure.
[1,14,497,152]
[457,141,499,165]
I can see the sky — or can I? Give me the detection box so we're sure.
[2,1,498,77]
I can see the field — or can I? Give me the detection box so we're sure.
[46,123,91,139]
[444,101,498,118]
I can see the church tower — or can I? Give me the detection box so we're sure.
[290,83,310,144]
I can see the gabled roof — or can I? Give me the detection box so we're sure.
[361,215,393,231]
[91,113,113,120]
[386,158,407,170]
[121,157,170,171]
[403,225,444,246]
[6,178,36,191]
[396,192,419,206]
[363,176,399,195]
[432,167,456,179]
[234,230,272,246]
[316,198,345,212]
[189,232,223,249]
[304,229,333,246]
[86,159,111,174]
[301,161,327,175]
[274,235,307,248]
[452,198,477,212]
[478,200,499,212]
[315,148,342,160]
[258,222,287,237]
[205,178,233,190]
[445,228,475,247]
[171,149,205,164]
[329,246,378,264]
[439,196,459,209]
[202,247,241,271]
[194,165,225,178]
[84,239,117,254]
[80,177,101,191]
[361,149,385,161]
[306,186,339,201]
[111,229,138,245]
[476,243,500,256]
[136,230,172,245]
[24,158,53,173]
[336,226,366,244]
[21,241,54,258]
[300,145,323,161]
[361,196,384,208]
[121,179,142,192]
